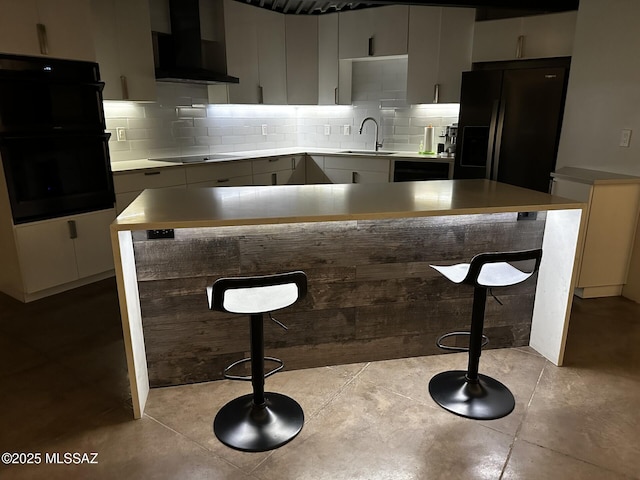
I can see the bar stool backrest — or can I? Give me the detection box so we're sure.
[208,271,307,315]
[464,249,543,288]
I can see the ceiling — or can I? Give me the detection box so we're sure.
[232,0,579,16]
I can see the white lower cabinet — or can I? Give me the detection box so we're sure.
[252,156,305,185]
[552,176,640,298]
[113,167,186,213]
[323,156,391,184]
[14,209,116,294]
[185,160,253,188]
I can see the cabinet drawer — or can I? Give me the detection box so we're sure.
[252,156,299,174]
[324,156,390,173]
[113,167,186,193]
[185,161,253,184]
[188,175,253,188]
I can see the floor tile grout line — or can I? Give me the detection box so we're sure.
[499,359,548,479]
[305,362,372,422]
[143,412,253,475]
[245,363,375,476]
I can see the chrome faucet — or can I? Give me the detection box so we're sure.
[359,117,383,152]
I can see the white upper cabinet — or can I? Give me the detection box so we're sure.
[0,0,95,61]
[223,0,286,104]
[338,5,409,59]
[91,0,156,101]
[285,15,318,105]
[407,6,474,104]
[472,11,577,63]
[318,13,339,105]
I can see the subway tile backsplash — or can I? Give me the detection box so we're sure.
[105,58,459,162]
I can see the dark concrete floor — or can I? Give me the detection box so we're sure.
[0,278,638,479]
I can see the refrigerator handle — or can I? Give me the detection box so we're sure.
[486,100,500,180]
[492,100,506,181]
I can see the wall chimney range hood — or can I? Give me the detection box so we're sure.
[153,0,239,85]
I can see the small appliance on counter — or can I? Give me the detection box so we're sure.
[438,124,457,157]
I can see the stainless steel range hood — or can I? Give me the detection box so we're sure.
[153,0,239,85]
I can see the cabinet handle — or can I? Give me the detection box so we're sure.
[291,157,295,170]
[516,35,525,59]
[271,173,277,185]
[217,178,230,183]
[144,171,161,176]
[433,83,440,104]
[268,158,279,162]
[120,75,129,100]
[68,220,77,239]
[258,85,264,104]
[334,87,338,104]
[352,171,358,184]
[36,23,49,55]
[368,37,374,56]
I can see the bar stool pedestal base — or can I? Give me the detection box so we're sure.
[214,392,304,452]
[428,370,515,420]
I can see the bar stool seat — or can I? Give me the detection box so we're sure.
[206,271,307,452]
[429,249,543,420]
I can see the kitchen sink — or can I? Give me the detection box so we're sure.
[338,150,395,155]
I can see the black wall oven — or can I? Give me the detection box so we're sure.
[0,53,114,224]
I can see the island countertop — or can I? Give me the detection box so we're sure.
[110,179,585,419]
[111,179,583,230]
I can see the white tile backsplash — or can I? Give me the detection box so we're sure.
[105,60,459,162]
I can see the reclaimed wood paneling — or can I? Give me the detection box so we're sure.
[133,212,546,386]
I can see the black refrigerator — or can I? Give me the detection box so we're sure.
[453,62,569,193]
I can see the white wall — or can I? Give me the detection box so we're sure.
[105,58,459,162]
[556,0,640,175]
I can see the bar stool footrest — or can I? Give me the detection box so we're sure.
[223,356,284,381]
[436,331,489,352]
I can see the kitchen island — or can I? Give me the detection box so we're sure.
[111,180,585,418]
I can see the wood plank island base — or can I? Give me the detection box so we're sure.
[110,180,585,419]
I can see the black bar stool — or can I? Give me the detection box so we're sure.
[206,271,307,452]
[429,249,543,420]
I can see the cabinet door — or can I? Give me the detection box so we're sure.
[579,184,640,289]
[0,0,40,56]
[15,219,78,293]
[224,0,260,104]
[252,156,303,185]
[185,161,253,185]
[324,156,390,184]
[472,17,522,63]
[306,155,330,184]
[339,6,408,59]
[73,209,116,278]
[36,0,95,61]
[436,7,474,103]
[338,9,369,59]
[0,0,94,60]
[370,5,408,57]
[285,15,318,105]
[318,13,339,105]
[256,7,287,105]
[113,167,186,213]
[406,6,441,105]
[522,11,577,59]
[92,0,156,101]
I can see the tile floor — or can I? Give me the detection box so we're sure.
[0,278,638,479]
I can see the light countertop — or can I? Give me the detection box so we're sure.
[111,179,584,231]
[110,148,454,173]
[552,167,640,185]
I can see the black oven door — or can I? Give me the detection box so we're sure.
[0,134,115,224]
